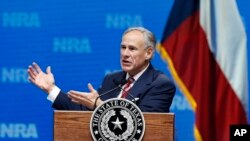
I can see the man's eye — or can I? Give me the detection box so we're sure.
[121,46,126,49]
[130,47,136,51]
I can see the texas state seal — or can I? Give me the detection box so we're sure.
[90,98,145,141]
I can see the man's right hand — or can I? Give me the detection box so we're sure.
[27,62,55,94]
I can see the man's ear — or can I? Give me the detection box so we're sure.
[145,47,153,60]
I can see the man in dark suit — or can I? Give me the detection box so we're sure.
[27,27,176,112]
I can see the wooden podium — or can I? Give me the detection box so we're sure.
[54,111,174,141]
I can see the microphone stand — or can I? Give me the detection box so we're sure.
[93,79,138,110]
[93,85,122,110]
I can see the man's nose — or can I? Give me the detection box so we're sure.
[122,48,130,56]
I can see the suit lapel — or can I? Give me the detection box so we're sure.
[102,71,126,100]
[112,72,127,98]
[127,64,155,101]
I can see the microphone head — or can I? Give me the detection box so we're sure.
[112,79,137,104]
[113,79,127,86]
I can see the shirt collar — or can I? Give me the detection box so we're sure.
[125,63,150,82]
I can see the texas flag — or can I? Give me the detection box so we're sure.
[158,0,248,141]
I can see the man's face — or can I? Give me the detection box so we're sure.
[120,30,153,76]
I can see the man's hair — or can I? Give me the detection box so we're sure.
[122,27,156,51]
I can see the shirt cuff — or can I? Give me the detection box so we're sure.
[47,86,61,103]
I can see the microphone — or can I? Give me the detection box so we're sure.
[113,79,138,104]
[93,79,127,110]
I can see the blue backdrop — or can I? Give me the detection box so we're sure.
[0,0,249,140]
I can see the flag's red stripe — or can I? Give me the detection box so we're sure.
[162,12,247,141]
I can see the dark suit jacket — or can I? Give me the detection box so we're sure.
[52,64,176,112]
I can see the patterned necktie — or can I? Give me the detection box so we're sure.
[121,77,134,98]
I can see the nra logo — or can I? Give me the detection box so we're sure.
[0,123,38,139]
[1,67,29,83]
[53,37,92,54]
[2,12,40,28]
[104,69,120,76]
[106,13,143,29]
[230,124,250,141]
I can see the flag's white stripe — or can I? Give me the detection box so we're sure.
[199,0,248,113]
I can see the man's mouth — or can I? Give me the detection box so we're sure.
[122,60,131,65]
